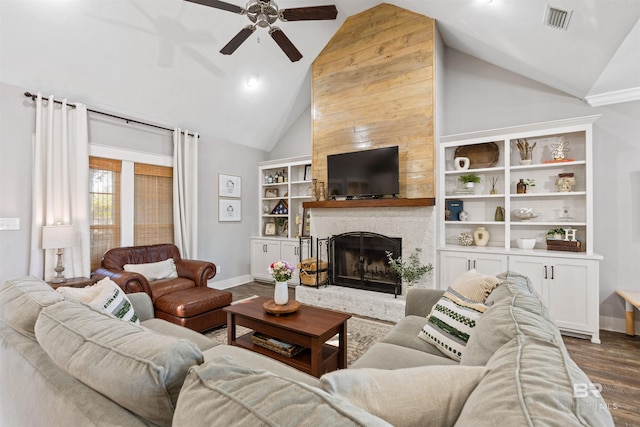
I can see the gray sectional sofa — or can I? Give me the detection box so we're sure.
[0,273,613,426]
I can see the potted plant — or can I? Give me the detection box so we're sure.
[546,227,566,240]
[385,248,434,287]
[458,173,481,189]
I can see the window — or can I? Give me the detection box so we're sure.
[89,157,174,270]
[89,157,121,271]
[134,163,173,246]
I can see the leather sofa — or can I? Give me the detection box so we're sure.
[91,244,231,332]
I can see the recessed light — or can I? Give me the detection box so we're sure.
[245,75,259,88]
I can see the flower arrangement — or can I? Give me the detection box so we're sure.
[385,248,434,286]
[269,260,295,282]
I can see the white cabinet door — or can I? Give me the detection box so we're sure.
[439,251,471,289]
[250,239,281,281]
[548,258,595,336]
[509,255,548,303]
[473,254,509,277]
[439,251,508,289]
[281,241,304,284]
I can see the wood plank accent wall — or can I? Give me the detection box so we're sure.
[312,3,435,198]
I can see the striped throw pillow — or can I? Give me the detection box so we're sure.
[418,287,487,361]
[56,277,139,324]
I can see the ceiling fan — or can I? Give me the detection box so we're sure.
[185,0,338,62]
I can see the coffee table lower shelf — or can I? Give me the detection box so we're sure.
[234,332,339,376]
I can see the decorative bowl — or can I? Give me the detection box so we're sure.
[516,238,537,250]
[513,208,540,221]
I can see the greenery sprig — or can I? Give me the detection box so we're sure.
[385,248,434,286]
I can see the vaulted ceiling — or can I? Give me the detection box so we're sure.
[1,0,639,151]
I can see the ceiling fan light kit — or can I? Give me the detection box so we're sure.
[186,0,338,62]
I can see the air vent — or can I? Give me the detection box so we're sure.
[544,5,572,30]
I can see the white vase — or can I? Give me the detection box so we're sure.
[473,226,490,247]
[274,281,289,305]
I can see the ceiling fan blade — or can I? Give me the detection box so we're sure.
[280,5,338,21]
[269,27,302,62]
[220,26,256,55]
[184,0,244,15]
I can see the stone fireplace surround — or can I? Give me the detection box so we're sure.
[295,205,436,322]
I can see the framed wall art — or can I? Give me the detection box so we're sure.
[264,222,277,236]
[219,174,241,198]
[265,188,279,198]
[219,199,241,222]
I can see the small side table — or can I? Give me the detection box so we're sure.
[47,277,95,290]
[616,290,640,336]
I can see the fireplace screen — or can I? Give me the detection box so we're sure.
[330,232,402,296]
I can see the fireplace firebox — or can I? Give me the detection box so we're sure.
[330,232,402,296]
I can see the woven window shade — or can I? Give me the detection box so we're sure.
[134,163,174,246]
[89,157,121,271]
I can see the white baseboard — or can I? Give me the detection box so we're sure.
[599,315,640,336]
[207,274,252,290]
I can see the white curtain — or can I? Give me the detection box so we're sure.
[29,94,90,280]
[173,128,199,258]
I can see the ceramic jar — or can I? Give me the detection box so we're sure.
[473,226,490,246]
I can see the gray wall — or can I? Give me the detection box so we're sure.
[268,47,640,331]
[0,81,267,287]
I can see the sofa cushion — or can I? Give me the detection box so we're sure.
[455,336,614,427]
[485,271,536,306]
[450,269,500,303]
[461,289,560,366]
[34,300,203,427]
[321,365,487,427]
[0,276,63,340]
[56,277,139,324]
[123,258,178,281]
[418,288,487,361]
[350,342,457,369]
[380,315,447,356]
[142,318,218,352]
[461,271,562,366]
[172,355,392,427]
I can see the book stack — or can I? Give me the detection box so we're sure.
[251,333,306,358]
[546,239,582,252]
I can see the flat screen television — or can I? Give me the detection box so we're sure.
[327,146,399,199]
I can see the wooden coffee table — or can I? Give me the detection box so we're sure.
[224,296,351,377]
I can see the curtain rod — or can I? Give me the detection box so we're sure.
[24,92,198,138]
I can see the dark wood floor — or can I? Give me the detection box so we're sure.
[230,282,640,426]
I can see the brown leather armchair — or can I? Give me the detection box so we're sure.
[91,244,231,332]
[91,243,216,301]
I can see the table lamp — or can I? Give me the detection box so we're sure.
[41,224,76,283]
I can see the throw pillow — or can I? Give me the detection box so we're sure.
[172,356,391,427]
[450,269,500,303]
[418,287,487,361]
[56,277,139,324]
[123,258,178,281]
[320,365,487,427]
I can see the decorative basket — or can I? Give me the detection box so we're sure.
[297,257,328,286]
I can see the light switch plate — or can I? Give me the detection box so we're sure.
[0,218,20,230]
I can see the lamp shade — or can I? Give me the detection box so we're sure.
[42,224,77,250]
